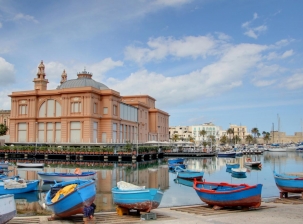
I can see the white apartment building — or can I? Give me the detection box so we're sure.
[190,122,221,143]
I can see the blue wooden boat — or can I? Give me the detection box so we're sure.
[38,171,96,182]
[45,179,96,218]
[168,158,184,164]
[0,162,9,169]
[226,163,240,169]
[173,166,204,180]
[112,181,164,212]
[174,178,194,187]
[0,179,39,194]
[193,179,262,208]
[231,168,247,178]
[273,171,303,193]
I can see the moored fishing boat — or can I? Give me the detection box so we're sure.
[173,166,204,180]
[0,194,16,224]
[38,170,97,182]
[0,162,9,169]
[17,162,44,168]
[244,158,262,168]
[168,158,184,164]
[0,179,39,194]
[231,168,247,178]
[217,151,236,158]
[226,163,240,169]
[45,179,96,218]
[193,179,262,208]
[112,181,164,213]
[273,171,303,193]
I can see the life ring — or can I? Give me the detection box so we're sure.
[246,158,252,162]
[258,164,262,168]
[74,168,82,175]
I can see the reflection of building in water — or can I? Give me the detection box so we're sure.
[185,158,217,174]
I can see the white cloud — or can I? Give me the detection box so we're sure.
[112,41,268,107]
[281,49,293,58]
[284,73,303,89]
[12,13,39,23]
[0,57,15,86]
[153,0,193,7]
[242,14,267,39]
[125,35,218,63]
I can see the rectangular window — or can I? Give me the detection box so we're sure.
[70,121,81,143]
[112,123,117,143]
[55,123,61,143]
[93,103,97,114]
[113,105,117,115]
[38,123,44,142]
[46,123,53,143]
[93,122,98,143]
[103,107,108,114]
[71,102,81,113]
[19,105,27,115]
[18,123,27,142]
[120,124,123,143]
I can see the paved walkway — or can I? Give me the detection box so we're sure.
[8,201,303,224]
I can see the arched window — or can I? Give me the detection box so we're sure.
[39,99,61,117]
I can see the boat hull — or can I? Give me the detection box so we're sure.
[0,180,39,194]
[38,171,96,182]
[274,172,303,193]
[17,163,44,168]
[217,152,236,158]
[112,187,163,212]
[0,163,9,169]
[177,171,204,180]
[168,158,184,164]
[193,180,262,208]
[45,180,96,218]
[0,194,16,224]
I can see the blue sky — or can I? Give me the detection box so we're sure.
[0,0,302,135]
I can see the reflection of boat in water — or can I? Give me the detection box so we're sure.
[14,191,39,203]
[174,178,194,187]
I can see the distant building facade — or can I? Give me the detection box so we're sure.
[8,61,169,144]
[190,122,221,143]
[0,110,10,135]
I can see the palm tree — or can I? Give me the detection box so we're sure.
[233,135,241,144]
[220,135,228,145]
[199,130,207,145]
[226,128,234,144]
[245,135,254,144]
[251,127,259,138]
[188,136,195,143]
[172,134,179,142]
[263,132,271,144]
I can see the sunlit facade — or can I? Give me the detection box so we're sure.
[8,61,169,144]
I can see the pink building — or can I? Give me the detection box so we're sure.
[8,61,169,145]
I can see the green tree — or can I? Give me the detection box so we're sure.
[263,132,271,144]
[199,130,207,143]
[172,134,179,142]
[0,124,8,136]
[220,135,228,145]
[245,135,254,144]
[227,128,234,144]
[251,127,259,138]
[233,135,241,144]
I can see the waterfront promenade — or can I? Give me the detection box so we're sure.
[8,201,303,224]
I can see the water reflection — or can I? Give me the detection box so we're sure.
[4,151,303,216]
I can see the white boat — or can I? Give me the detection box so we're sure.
[0,194,16,223]
[231,167,247,175]
[268,147,287,152]
[38,170,97,182]
[17,162,44,168]
[285,144,299,152]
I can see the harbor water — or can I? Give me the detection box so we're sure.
[7,151,303,216]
